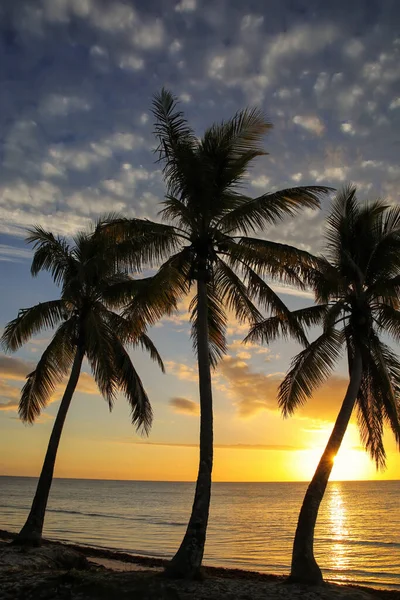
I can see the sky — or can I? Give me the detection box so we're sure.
[0,0,400,482]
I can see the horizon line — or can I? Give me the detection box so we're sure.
[1,474,398,484]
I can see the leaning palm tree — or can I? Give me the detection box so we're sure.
[1,224,168,546]
[102,89,331,577]
[248,185,400,584]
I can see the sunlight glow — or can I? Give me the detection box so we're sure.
[295,446,372,481]
[327,484,350,579]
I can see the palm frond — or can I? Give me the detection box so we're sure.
[121,250,191,329]
[26,227,74,284]
[278,329,343,417]
[19,320,77,423]
[98,217,183,271]
[214,258,262,324]
[1,300,69,352]
[243,266,310,346]
[136,333,165,373]
[247,304,328,346]
[217,186,331,235]
[368,333,400,448]
[190,283,227,368]
[374,304,400,342]
[109,337,153,435]
[84,312,119,409]
[152,88,196,161]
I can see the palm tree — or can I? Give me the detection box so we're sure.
[102,89,331,578]
[247,185,400,584]
[1,224,167,546]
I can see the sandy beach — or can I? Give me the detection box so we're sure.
[1,530,399,600]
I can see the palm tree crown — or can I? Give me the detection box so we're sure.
[104,89,332,361]
[249,185,400,467]
[2,225,164,431]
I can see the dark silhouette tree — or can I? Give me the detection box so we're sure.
[1,225,167,546]
[248,185,400,584]
[102,89,331,578]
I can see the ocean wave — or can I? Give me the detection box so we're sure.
[319,537,400,549]
[0,504,185,527]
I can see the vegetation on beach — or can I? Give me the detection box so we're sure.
[2,90,400,585]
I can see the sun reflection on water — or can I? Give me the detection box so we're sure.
[328,483,350,578]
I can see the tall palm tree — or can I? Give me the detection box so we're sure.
[1,225,167,546]
[102,89,331,578]
[248,186,400,584]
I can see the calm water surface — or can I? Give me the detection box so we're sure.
[0,477,399,590]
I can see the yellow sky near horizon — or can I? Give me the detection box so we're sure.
[1,293,399,484]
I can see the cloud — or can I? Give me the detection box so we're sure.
[169,397,199,416]
[293,115,325,135]
[165,361,197,382]
[124,440,299,451]
[218,356,349,422]
[251,175,270,189]
[0,354,98,413]
[175,0,196,13]
[341,122,356,135]
[261,24,338,84]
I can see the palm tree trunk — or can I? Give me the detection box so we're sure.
[13,346,84,546]
[288,348,363,584]
[166,276,213,578]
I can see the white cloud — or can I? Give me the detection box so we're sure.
[169,39,182,54]
[344,39,364,59]
[90,45,108,58]
[250,175,270,189]
[291,173,303,182]
[133,20,164,50]
[341,122,356,135]
[240,15,264,31]
[361,160,383,169]
[293,115,325,135]
[389,97,400,110]
[262,24,338,83]
[48,147,104,171]
[180,93,191,103]
[175,0,196,12]
[41,161,65,178]
[0,245,32,263]
[310,167,348,182]
[0,180,60,208]
[314,72,329,95]
[40,94,91,117]
[118,54,144,71]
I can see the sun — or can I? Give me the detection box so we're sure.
[295,445,373,481]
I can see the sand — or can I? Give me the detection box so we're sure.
[0,530,398,600]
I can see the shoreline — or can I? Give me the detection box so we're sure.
[1,529,399,599]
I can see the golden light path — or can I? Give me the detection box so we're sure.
[328,484,350,580]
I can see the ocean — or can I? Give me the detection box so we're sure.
[0,477,399,590]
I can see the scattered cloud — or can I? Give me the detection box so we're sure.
[124,440,299,451]
[218,356,349,422]
[0,245,32,263]
[175,0,197,13]
[165,361,198,382]
[293,115,325,135]
[341,122,356,135]
[0,354,98,414]
[169,397,199,415]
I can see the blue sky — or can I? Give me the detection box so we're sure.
[0,0,399,481]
